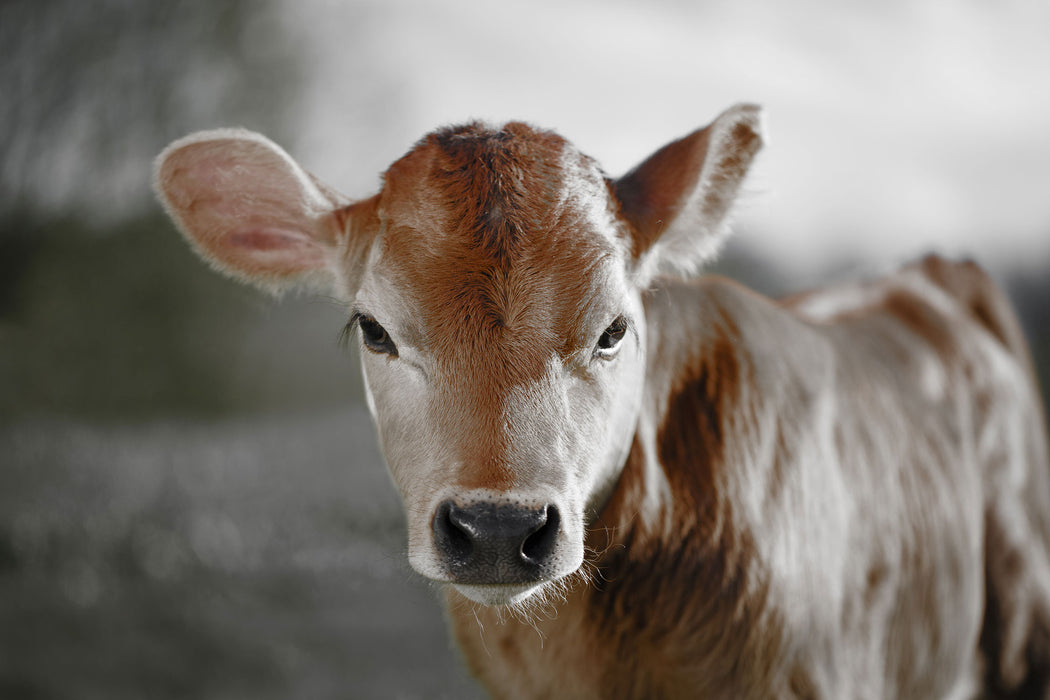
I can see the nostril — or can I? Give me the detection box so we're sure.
[433,500,473,564]
[521,504,560,565]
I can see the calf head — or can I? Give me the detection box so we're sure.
[154,104,763,606]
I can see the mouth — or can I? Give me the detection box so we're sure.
[451,581,548,607]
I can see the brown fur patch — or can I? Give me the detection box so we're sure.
[581,310,774,694]
[428,122,567,267]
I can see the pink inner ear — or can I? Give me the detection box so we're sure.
[228,228,312,251]
[223,228,326,271]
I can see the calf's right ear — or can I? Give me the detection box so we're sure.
[153,129,368,297]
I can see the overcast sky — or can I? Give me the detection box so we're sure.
[283,0,1050,276]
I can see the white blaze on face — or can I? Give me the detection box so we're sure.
[353,246,648,596]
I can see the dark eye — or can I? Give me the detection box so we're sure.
[594,315,628,358]
[352,313,398,356]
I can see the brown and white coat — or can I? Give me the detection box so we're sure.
[155,105,1050,699]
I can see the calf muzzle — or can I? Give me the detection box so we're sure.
[432,500,561,584]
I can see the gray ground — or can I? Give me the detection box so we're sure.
[0,408,486,699]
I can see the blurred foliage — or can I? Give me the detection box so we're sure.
[0,0,301,224]
[0,211,362,420]
[0,0,363,422]
[3,212,240,418]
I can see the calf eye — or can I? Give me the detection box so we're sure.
[351,313,398,356]
[594,315,628,358]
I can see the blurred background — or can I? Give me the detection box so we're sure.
[1,0,1047,697]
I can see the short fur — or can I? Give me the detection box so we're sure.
[154,106,1050,699]
[451,261,1050,698]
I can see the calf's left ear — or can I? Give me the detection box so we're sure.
[614,103,764,282]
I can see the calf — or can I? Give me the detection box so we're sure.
[154,104,1050,698]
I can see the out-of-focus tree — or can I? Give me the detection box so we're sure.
[0,0,300,225]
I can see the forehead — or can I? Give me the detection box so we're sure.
[373,121,626,354]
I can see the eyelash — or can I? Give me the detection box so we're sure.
[344,312,398,356]
[594,315,629,358]
[341,313,627,360]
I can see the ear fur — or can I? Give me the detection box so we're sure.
[153,129,350,295]
[614,104,764,282]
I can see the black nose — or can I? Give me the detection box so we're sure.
[432,500,561,584]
